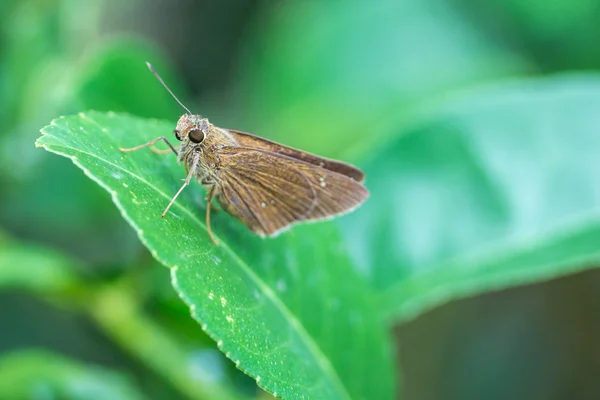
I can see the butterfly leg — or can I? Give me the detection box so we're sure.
[119,136,178,155]
[150,145,179,155]
[201,178,220,213]
[161,152,200,218]
[205,185,219,246]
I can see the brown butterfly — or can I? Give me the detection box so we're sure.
[120,63,369,245]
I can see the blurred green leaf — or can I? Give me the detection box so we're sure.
[0,240,77,293]
[36,112,395,400]
[88,282,249,400]
[73,39,185,119]
[0,350,146,400]
[0,0,104,131]
[0,1,62,129]
[0,38,179,265]
[338,74,600,322]
[458,0,600,71]
[218,0,528,160]
[0,236,248,400]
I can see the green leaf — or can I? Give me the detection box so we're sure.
[73,38,186,119]
[0,350,146,400]
[88,281,251,400]
[459,0,600,70]
[0,235,248,400]
[338,74,600,323]
[0,38,178,265]
[0,239,77,294]
[0,0,62,129]
[216,0,528,160]
[36,111,395,400]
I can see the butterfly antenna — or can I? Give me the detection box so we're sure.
[146,62,192,114]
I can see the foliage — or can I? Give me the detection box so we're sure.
[36,111,393,399]
[2,0,600,399]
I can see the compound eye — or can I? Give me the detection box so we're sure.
[173,129,182,141]
[189,127,205,144]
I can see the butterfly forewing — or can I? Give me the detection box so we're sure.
[216,147,368,236]
[227,129,365,182]
[288,157,369,220]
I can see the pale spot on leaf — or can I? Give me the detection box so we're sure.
[276,279,287,292]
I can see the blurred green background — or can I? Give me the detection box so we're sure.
[2,0,600,399]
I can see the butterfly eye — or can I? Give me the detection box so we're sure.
[173,129,182,141]
[189,128,205,143]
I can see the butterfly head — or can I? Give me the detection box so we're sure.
[174,114,210,144]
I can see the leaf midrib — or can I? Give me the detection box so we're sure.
[36,126,353,400]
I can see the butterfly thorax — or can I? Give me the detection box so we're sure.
[175,114,238,184]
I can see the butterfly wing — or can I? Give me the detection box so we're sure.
[215,147,369,236]
[227,129,365,182]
